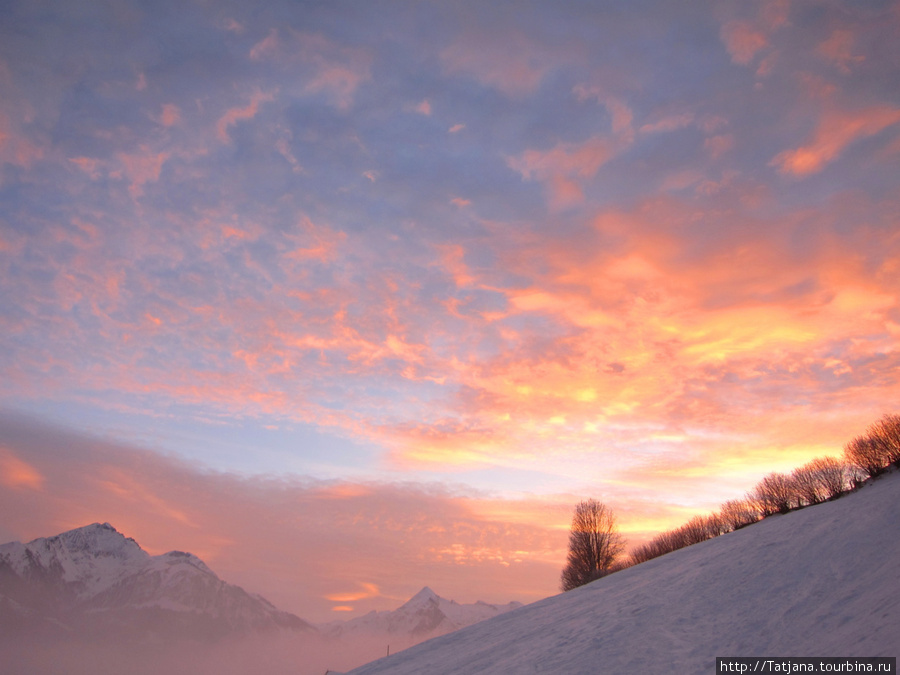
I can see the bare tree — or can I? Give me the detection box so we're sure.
[844,435,889,478]
[791,463,825,506]
[719,498,759,531]
[806,456,849,500]
[868,414,900,467]
[751,472,796,516]
[561,499,624,591]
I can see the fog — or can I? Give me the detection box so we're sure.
[0,632,418,675]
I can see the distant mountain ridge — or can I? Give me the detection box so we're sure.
[0,522,313,640]
[0,522,522,658]
[322,585,522,640]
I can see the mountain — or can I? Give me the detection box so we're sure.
[0,522,314,640]
[348,471,900,674]
[323,586,522,641]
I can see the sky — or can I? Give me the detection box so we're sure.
[1,0,899,623]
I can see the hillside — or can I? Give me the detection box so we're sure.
[349,471,900,674]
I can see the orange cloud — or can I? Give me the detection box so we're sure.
[772,105,900,176]
[325,582,381,603]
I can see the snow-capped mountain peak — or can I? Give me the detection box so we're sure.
[0,522,150,598]
[0,523,314,639]
[398,586,439,611]
[151,549,215,575]
[323,586,522,643]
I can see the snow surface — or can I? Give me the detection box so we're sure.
[348,472,900,674]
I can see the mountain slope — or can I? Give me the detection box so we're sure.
[349,472,900,674]
[0,522,313,639]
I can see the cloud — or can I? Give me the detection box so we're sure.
[116,146,171,197]
[0,446,44,491]
[0,110,43,168]
[158,103,181,127]
[216,90,276,143]
[325,581,382,605]
[816,29,864,74]
[720,21,768,65]
[0,414,567,622]
[441,30,558,96]
[639,112,695,135]
[249,29,371,110]
[771,105,900,176]
[507,132,625,209]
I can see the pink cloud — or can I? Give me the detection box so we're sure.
[720,21,768,65]
[507,135,621,209]
[441,30,563,96]
[762,0,791,29]
[816,29,865,74]
[216,90,276,143]
[249,30,370,110]
[0,446,44,491]
[116,146,171,197]
[0,111,43,167]
[0,418,567,622]
[639,112,695,135]
[771,105,900,176]
[69,156,104,180]
[158,103,181,127]
[704,134,734,159]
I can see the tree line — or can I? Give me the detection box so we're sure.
[561,413,900,591]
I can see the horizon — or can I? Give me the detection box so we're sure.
[1,0,899,624]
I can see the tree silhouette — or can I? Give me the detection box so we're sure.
[561,499,624,591]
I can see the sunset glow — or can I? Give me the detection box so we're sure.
[1,0,899,622]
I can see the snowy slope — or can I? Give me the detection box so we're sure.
[0,523,312,638]
[349,472,900,674]
[323,586,522,640]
